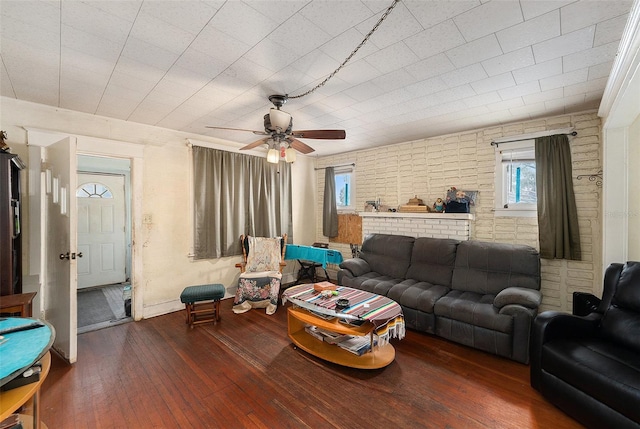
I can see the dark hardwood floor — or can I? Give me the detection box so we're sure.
[41,298,583,428]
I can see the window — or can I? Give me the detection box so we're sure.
[76,182,113,198]
[495,140,537,217]
[334,165,355,211]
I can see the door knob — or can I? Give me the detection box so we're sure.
[59,252,70,260]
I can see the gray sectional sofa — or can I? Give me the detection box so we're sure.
[337,233,542,363]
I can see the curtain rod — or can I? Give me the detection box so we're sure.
[314,162,356,170]
[491,131,577,146]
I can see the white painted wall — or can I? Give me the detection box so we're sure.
[629,115,640,260]
[0,97,317,319]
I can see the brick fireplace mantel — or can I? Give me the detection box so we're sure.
[359,211,474,241]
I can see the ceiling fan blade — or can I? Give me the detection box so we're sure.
[291,129,346,139]
[240,137,271,151]
[289,138,315,154]
[206,126,269,136]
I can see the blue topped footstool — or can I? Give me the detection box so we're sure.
[180,284,225,328]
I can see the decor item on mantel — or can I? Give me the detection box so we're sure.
[399,195,430,213]
[0,130,9,152]
[433,198,446,213]
[444,187,477,214]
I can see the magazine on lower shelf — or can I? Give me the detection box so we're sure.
[337,335,378,356]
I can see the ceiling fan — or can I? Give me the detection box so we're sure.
[206,94,346,162]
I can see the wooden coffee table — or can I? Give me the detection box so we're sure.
[282,284,404,369]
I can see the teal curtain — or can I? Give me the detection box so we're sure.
[192,146,292,259]
[535,134,581,260]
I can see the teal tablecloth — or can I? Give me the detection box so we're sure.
[284,245,344,268]
[0,317,54,386]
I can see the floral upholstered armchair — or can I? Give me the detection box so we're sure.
[233,234,287,315]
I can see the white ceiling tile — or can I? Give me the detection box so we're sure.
[244,0,305,23]
[563,76,608,97]
[594,14,630,46]
[463,91,503,108]
[129,13,197,55]
[1,19,59,52]
[343,81,384,102]
[371,69,419,93]
[365,42,420,75]
[121,37,180,70]
[498,81,541,100]
[453,0,523,42]
[482,47,535,77]
[532,26,595,63]
[446,35,503,68]
[404,0,480,29]
[61,25,122,62]
[522,87,563,104]
[139,0,220,31]
[563,41,620,73]
[189,26,251,64]
[404,20,466,60]
[560,0,633,34]
[487,97,525,112]
[299,1,372,37]
[404,54,456,81]
[441,63,488,88]
[173,49,228,80]
[163,67,210,93]
[1,0,61,33]
[512,58,562,84]
[318,28,380,64]
[1,64,16,98]
[62,1,132,44]
[83,0,142,23]
[60,64,110,88]
[290,50,340,80]
[471,72,515,94]
[335,59,382,86]
[539,68,589,91]
[243,39,300,73]
[403,77,450,99]
[496,10,560,53]
[268,15,331,57]
[519,0,572,20]
[209,2,278,46]
[588,61,614,80]
[112,57,166,85]
[355,2,423,49]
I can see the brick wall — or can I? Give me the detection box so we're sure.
[360,213,472,240]
[316,110,603,312]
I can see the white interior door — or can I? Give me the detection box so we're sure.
[77,173,126,289]
[44,137,78,363]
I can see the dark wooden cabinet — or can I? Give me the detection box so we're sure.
[0,152,25,296]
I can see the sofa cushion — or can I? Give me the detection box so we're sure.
[542,338,640,423]
[359,234,414,279]
[387,279,450,314]
[601,261,640,353]
[406,237,459,287]
[452,240,540,295]
[434,290,512,334]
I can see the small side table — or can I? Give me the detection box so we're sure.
[0,292,37,317]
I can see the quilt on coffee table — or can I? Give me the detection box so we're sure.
[282,284,405,346]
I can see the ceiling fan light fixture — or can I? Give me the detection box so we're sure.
[269,108,291,133]
[266,147,279,164]
[285,147,296,163]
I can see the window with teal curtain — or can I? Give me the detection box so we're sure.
[192,146,292,259]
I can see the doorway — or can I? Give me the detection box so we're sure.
[76,155,132,333]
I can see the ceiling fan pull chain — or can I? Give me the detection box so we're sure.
[288,0,400,100]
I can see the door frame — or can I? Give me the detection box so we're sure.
[77,155,132,286]
[25,128,144,333]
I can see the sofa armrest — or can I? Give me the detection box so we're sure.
[494,287,542,309]
[530,311,602,390]
[339,258,371,277]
